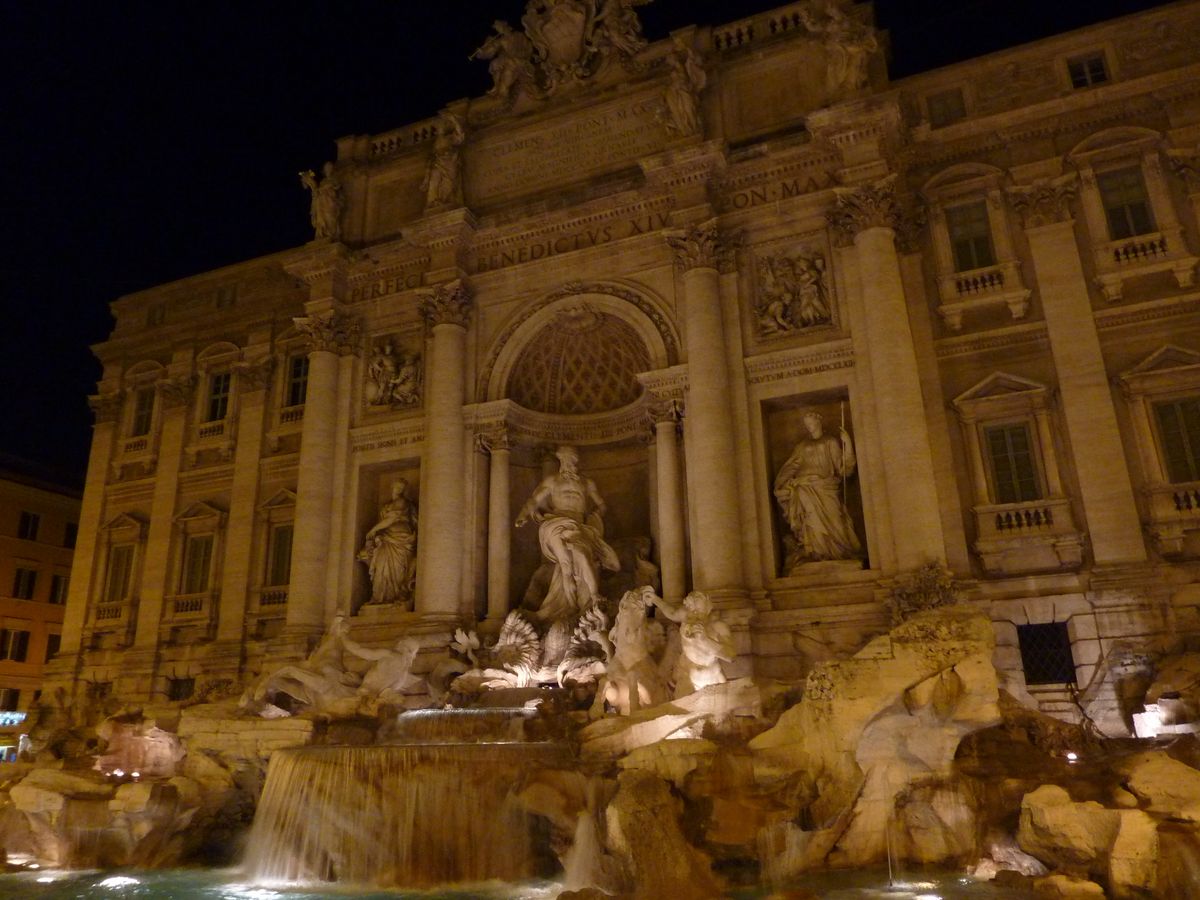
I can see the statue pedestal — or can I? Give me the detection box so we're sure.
[782,559,866,581]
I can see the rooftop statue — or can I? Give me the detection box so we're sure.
[516,445,619,624]
[473,1,652,101]
[422,112,466,210]
[662,36,706,136]
[798,0,879,96]
[298,161,343,241]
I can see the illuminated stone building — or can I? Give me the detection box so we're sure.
[48,1,1200,733]
[0,459,79,757]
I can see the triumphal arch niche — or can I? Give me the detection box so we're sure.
[472,282,683,624]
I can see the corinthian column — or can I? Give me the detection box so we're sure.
[651,401,687,604]
[288,309,359,632]
[828,178,945,568]
[416,279,472,620]
[666,221,744,594]
[1006,176,1145,563]
[480,427,512,623]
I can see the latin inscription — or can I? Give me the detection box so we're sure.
[474,212,670,273]
[720,175,831,212]
[467,95,665,201]
[349,273,424,303]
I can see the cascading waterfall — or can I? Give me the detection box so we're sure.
[243,710,568,889]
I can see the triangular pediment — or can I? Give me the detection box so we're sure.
[954,372,1047,406]
[1123,345,1200,377]
[174,500,225,524]
[103,512,147,533]
[259,489,297,511]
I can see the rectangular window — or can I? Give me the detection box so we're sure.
[985,423,1041,504]
[0,630,31,663]
[945,201,996,272]
[17,511,39,541]
[286,355,310,408]
[167,677,195,701]
[130,387,155,437]
[105,544,135,604]
[206,372,231,422]
[1097,166,1154,240]
[0,689,20,711]
[1018,622,1077,685]
[266,523,294,587]
[87,681,111,701]
[927,87,966,128]
[64,522,78,549]
[1067,53,1108,89]
[44,633,61,663]
[180,534,214,594]
[1155,397,1200,484]
[11,568,37,601]
[49,574,69,605]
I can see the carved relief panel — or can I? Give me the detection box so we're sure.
[363,334,423,412]
[751,239,836,339]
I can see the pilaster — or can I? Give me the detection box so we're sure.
[1007,176,1147,564]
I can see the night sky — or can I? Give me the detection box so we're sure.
[2,0,1168,483]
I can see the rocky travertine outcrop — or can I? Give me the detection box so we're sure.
[749,604,1000,871]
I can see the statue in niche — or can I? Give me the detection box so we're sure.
[516,445,620,624]
[798,0,878,96]
[651,591,734,697]
[357,479,418,607]
[773,409,862,571]
[471,20,537,105]
[365,341,421,408]
[755,252,831,335]
[422,112,466,211]
[661,36,705,136]
[298,162,343,241]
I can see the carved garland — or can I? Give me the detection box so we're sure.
[1004,174,1078,229]
[234,357,276,392]
[477,281,680,402]
[156,376,196,409]
[294,309,361,355]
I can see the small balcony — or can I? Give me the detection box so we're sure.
[168,591,215,619]
[258,586,289,608]
[972,497,1084,576]
[1093,227,1198,302]
[1145,480,1200,558]
[936,259,1031,331]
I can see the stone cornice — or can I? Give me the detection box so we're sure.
[350,417,426,456]
[934,321,1050,359]
[1094,292,1200,332]
[744,342,854,386]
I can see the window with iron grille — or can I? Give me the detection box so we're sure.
[130,386,155,436]
[286,355,309,408]
[167,677,195,701]
[1097,166,1154,240]
[179,534,214,594]
[1154,397,1200,484]
[17,511,39,541]
[985,423,1041,504]
[206,372,231,422]
[1018,622,1077,685]
[1067,53,1108,89]
[12,568,37,601]
[945,201,996,272]
[49,573,69,605]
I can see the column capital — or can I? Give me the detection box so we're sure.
[1168,145,1200,192]
[1005,173,1078,229]
[667,219,738,272]
[294,308,361,355]
[418,278,473,328]
[475,425,512,455]
[156,376,196,409]
[88,390,124,424]
[234,356,275,393]
[826,175,922,249]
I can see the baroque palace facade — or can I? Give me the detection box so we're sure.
[48,0,1200,730]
